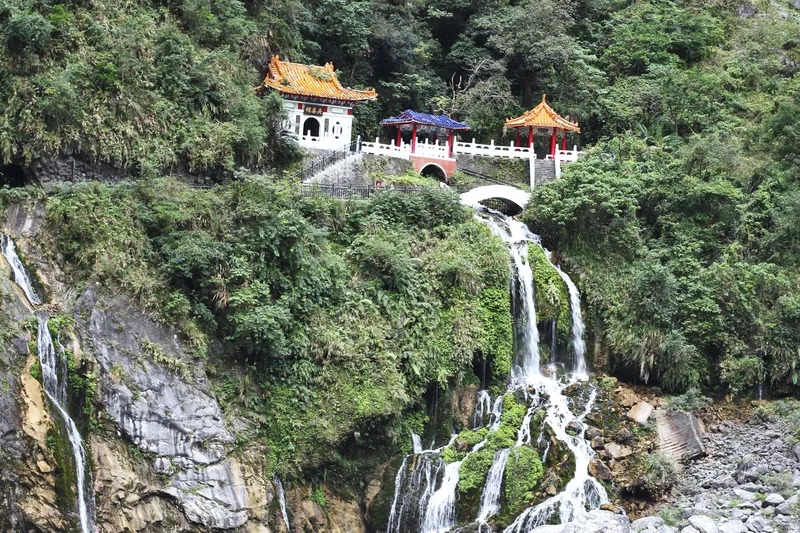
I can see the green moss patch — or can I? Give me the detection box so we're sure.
[504,446,543,515]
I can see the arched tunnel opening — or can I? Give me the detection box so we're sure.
[478,198,523,216]
[0,164,29,188]
[420,163,447,182]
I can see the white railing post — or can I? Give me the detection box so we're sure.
[530,150,535,189]
[555,150,562,178]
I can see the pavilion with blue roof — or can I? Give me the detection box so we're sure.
[380,110,470,158]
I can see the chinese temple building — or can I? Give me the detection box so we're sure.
[260,55,377,150]
[378,110,470,177]
[505,95,580,158]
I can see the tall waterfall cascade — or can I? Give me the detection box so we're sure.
[385,212,606,532]
[1,235,93,533]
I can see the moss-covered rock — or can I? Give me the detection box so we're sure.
[458,446,495,494]
[441,427,489,463]
[528,246,570,341]
[503,446,543,516]
[478,288,513,381]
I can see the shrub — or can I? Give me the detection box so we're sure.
[640,452,678,496]
[666,387,711,413]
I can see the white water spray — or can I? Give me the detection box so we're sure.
[477,214,541,385]
[37,318,93,533]
[555,266,587,378]
[473,390,492,429]
[1,234,41,305]
[477,448,510,524]
[273,474,291,531]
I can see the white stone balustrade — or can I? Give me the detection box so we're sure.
[360,138,411,159]
[453,139,534,159]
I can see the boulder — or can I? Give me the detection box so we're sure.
[744,515,766,532]
[615,427,634,443]
[606,442,633,459]
[792,442,800,463]
[566,421,581,436]
[762,493,784,506]
[733,489,756,502]
[559,510,632,533]
[591,435,605,450]
[455,439,469,452]
[627,402,655,425]
[586,427,603,439]
[718,522,747,533]
[589,459,613,481]
[687,515,718,533]
[631,516,666,532]
[656,410,705,462]
[621,393,641,408]
[681,528,700,533]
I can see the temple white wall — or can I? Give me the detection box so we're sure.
[282,100,355,150]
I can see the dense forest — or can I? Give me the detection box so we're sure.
[1,0,799,486]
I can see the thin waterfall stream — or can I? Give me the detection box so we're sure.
[385,210,606,532]
[1,235,93,533]
[273,474,291,531]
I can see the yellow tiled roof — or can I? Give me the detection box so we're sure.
[261,56,377,103]
[505,95,580,133]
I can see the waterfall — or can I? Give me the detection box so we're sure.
[503,387,607,532]
[421,460,463,532]
[555,266,587,377]
[1,234,41,305]
[473,391,492,429]
[37,317,93,533]
[387,452,444,532]
[488,395,503,430]
[476,448,510,523]
[2,235,92,532]
[273,474,291,531]
[412,431,424,454]
[479,212,607,530]
[477,214,541,384]
[387,211,603,532]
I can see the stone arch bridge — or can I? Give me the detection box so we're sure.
[460,185,531,214]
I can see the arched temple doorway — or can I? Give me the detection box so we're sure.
[303,117,320,138]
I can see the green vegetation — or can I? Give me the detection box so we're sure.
[529,245,571,342]
[666,387,711,413]
[638,452,678,497]
[524,0,800,393]
[755,400,800,444]
[504,446,543,516]
[45,177,512,479]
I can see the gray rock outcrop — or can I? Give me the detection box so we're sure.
[656,410,706,462]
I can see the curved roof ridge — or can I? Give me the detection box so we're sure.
[505,94,580,133]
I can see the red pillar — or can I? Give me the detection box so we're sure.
[561,134,567,151]
[447,130,454,157]
[396,127,402,147]
[411,124,417,153]
[528,126,534,148]
[515,129,521,147]
[549,131,557,156]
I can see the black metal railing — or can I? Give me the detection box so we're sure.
[460,169,520,188]
[299,183,436,200]
[292,139,360,182]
